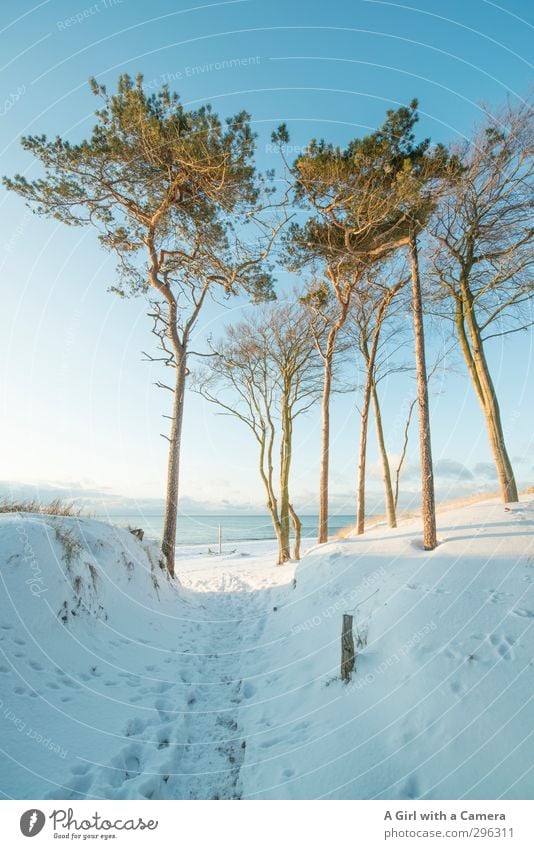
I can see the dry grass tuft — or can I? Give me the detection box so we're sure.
[0,497,85,517]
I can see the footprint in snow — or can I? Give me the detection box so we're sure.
[259,735,285,748]
[489,634,515,661]
[241,681,256,699]
[154,697,176,721]
[450,679,466,695]
[106,745,143,786]
[71,763,91,776]
[443,643,462,661]
[513,608,534,619]
[486,590,513,604]
[67,774,93,799]
[157,727,172,749]
[402,775,420,800]
[125,716,150,737]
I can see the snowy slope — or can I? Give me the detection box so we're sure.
[0,513,181,799]
[0,515,286,800]
[1,501,533,800]
[239,499,534,799]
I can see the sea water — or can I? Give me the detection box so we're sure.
[92,513,355,546]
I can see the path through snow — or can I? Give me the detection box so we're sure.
[2,504,533,800]
[49,553,294,801]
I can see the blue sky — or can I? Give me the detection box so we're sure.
[0,0,532,517]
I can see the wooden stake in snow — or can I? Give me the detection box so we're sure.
[341,614,355,682]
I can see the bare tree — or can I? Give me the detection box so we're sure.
[348,265,410,531]
[4,75,279,576]
[299,261,359,544]
[431,100,534,503]
[195,301,323,564]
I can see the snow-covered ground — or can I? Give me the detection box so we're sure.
[0,499,533,799]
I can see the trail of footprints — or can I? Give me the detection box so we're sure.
[2,575,531,799]
[41,596,264,801]
[47,655,248,800]
[0,600,265,800]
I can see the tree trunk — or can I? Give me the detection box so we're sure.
[356,373,373,536]
[371,379,397,527]
[288,503,302,560]
[256,425,286,565]
[410,233,437,550]
[456,291,519,503]
[270,503,286,566]
[394,397,416,510]
[161,354,187,577]
[278,394,292,563]
[318,352,333,544]
[356,295,393,535]
[317,291,350,545]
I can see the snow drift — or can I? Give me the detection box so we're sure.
[0,514,182,798]
[240,499,534,799]
[1,500,533,800]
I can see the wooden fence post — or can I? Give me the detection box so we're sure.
[341,614,355,682]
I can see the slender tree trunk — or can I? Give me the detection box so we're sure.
[289,503,302,560]
[356,372,373,536]
[394,397,417,510]
[161,353,187,577]
[456,290,519,503]
[316,288,350,545]
[318,352,333,544]
[409,233,437,550]
[269,502,285,566]
[257,425,286,565]
[356,292,395,536]
[371,379,397,527]
[278,398,292,563]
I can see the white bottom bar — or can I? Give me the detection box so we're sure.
[2,800,533,848]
